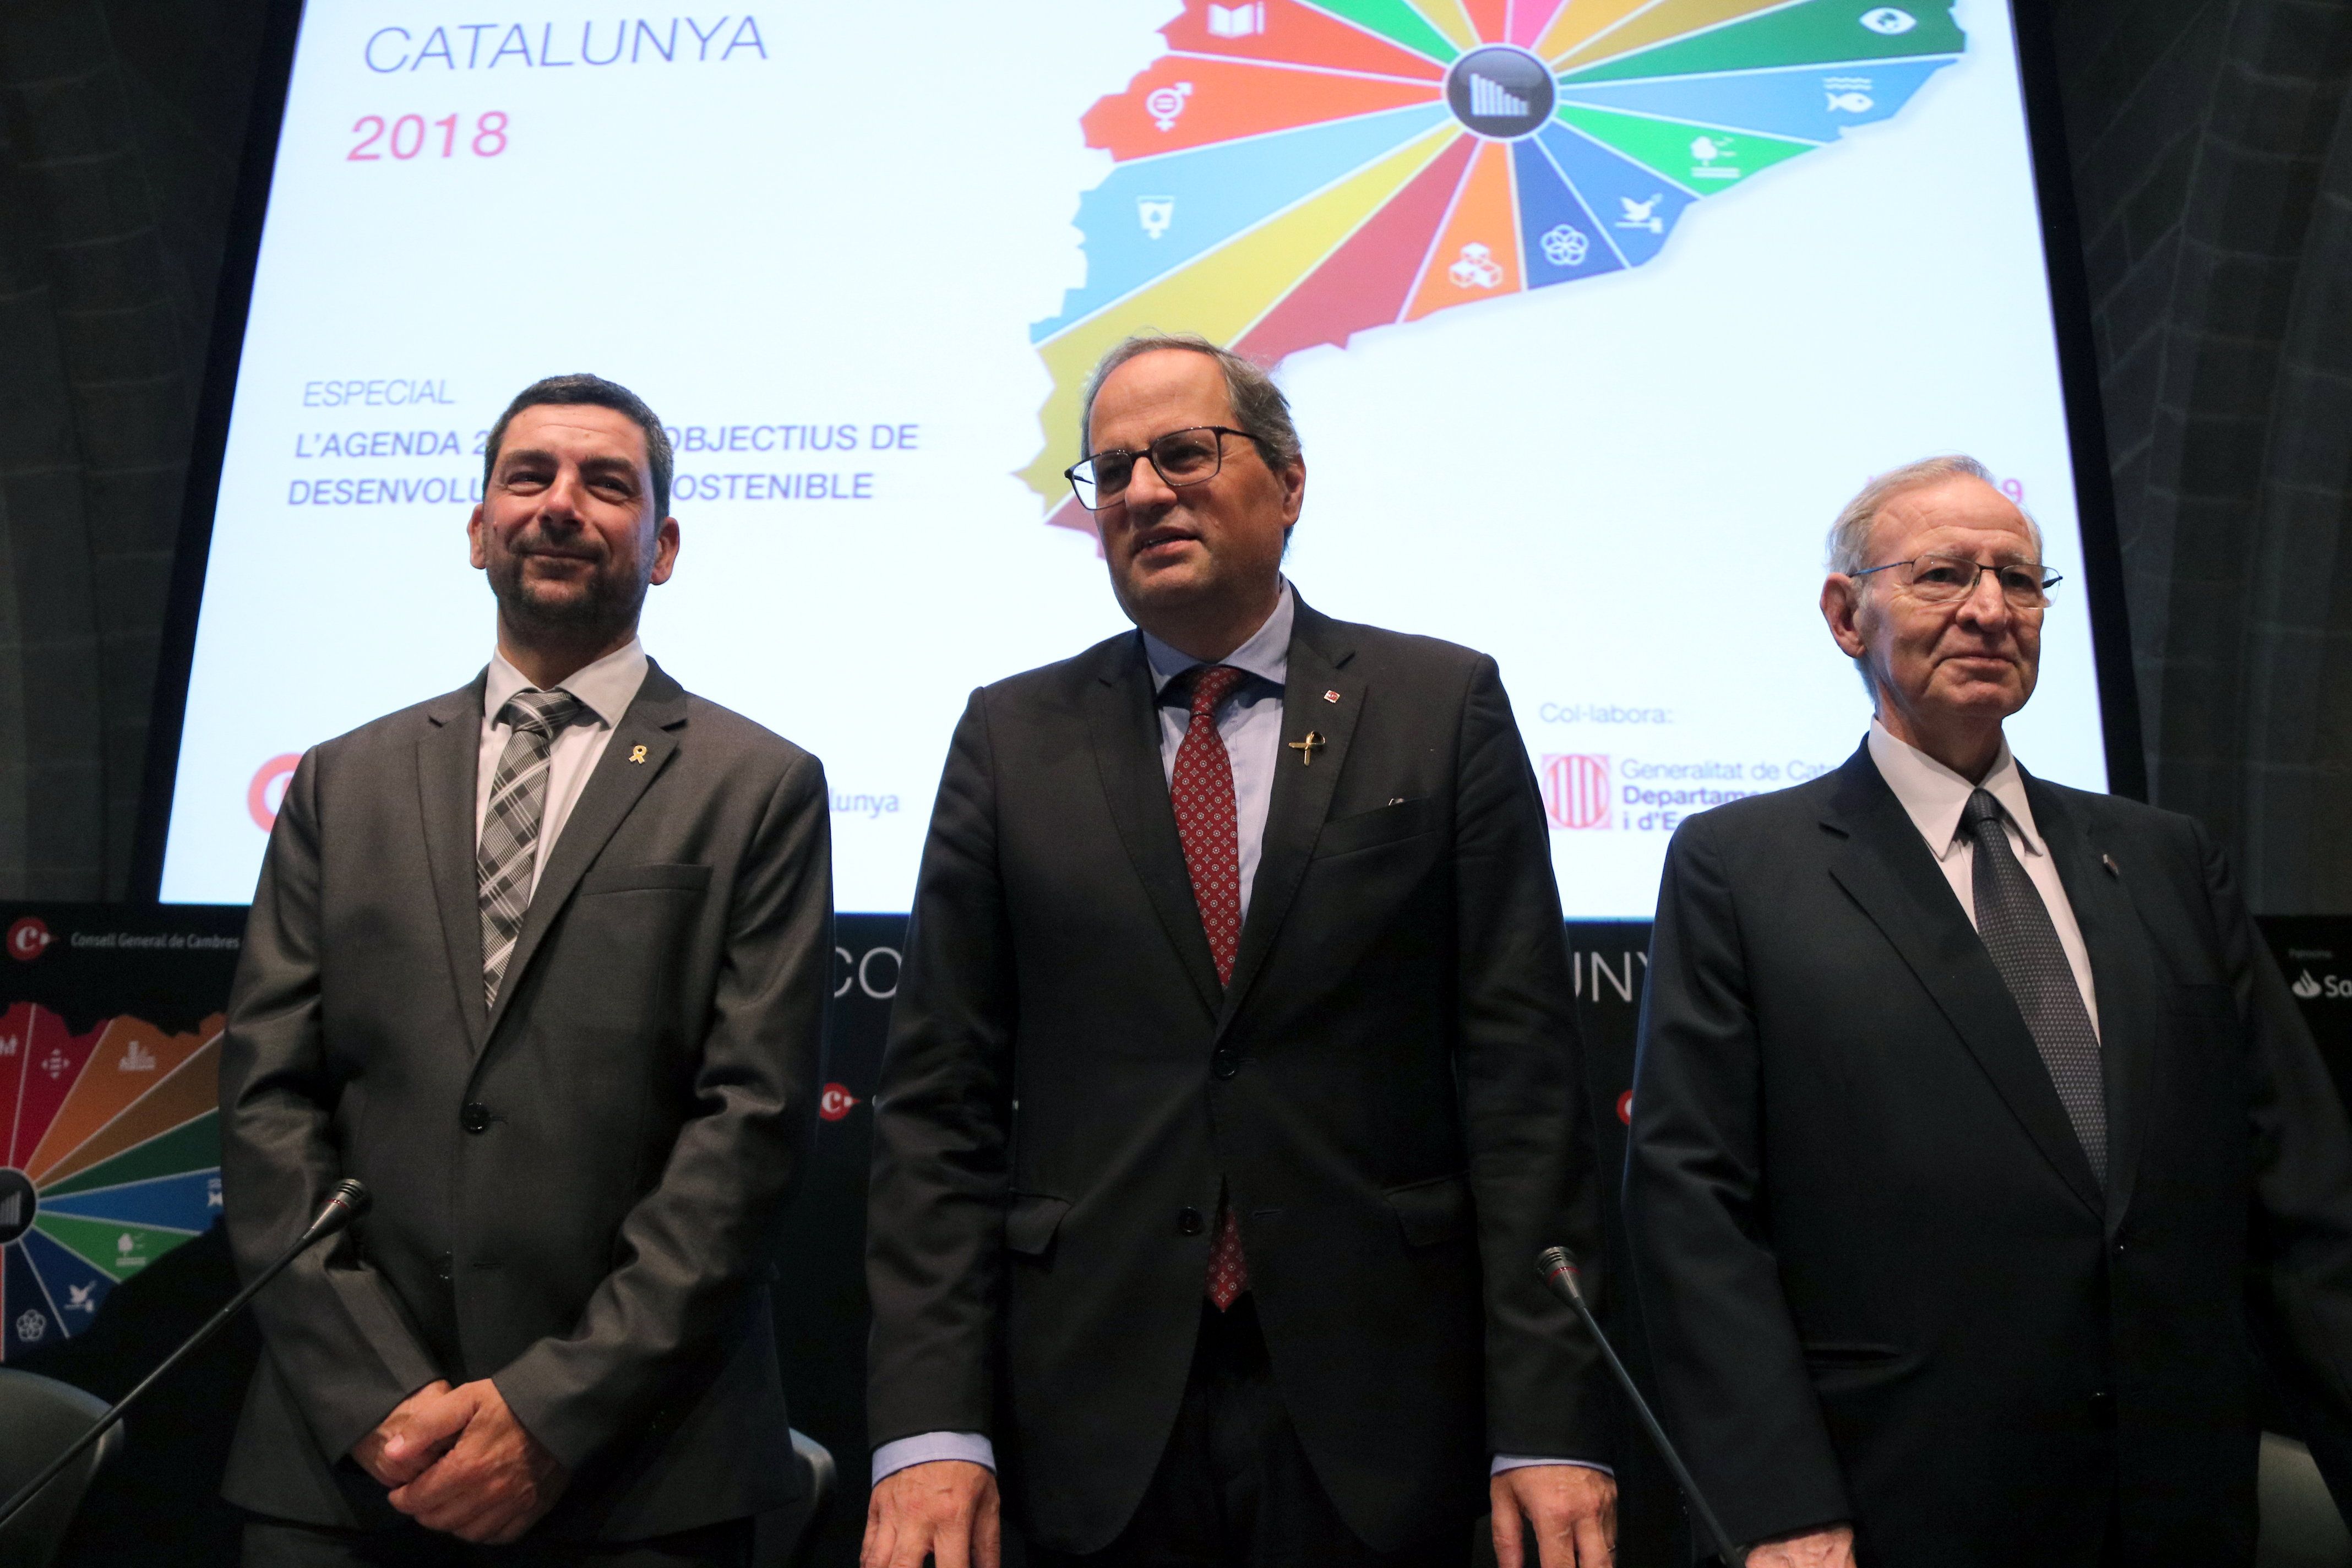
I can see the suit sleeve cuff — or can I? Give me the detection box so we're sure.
[1491,1455,1614,1478]
[874,1433,996,1485]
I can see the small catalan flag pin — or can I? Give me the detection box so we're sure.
[1323,689,1341,704]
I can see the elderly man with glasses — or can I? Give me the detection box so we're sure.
[1625,455,2352,1567]
[861,334,1618,1567]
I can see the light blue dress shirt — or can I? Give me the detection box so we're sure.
[1139,579,1295,922]
[873,583,1599,1485]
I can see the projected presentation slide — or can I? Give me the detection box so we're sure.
[160,0,2107,917]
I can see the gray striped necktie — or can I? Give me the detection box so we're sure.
[477,688,585,1010]
[1962,788,2106,1184]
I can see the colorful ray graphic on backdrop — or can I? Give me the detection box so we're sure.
[1023,0,1966,527]
[0,1005,224,1360]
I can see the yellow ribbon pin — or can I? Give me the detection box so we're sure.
[629,744,648,765]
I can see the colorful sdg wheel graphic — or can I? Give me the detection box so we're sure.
[1023,0,1966,527]
[0,1004,225,1359]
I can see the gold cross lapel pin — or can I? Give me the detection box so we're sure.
[1287,731,1326,767]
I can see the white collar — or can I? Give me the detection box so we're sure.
[1141,578,1293,692]
[484,638,649,729]
[1866,718,2045,862]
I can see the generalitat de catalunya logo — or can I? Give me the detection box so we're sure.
[7,916,53,963]
[1541,755,1611,831]
[249,754,302,831]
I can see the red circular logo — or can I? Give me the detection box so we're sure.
[248,754,302,831]
[7,917,52,963]
[818,1083,862,1123]
[1616,1090,1634,1126]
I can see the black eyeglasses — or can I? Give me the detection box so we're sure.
[1064,426,1254,511]
[1851,553,2061,608]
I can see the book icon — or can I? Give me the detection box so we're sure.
[1206,3,1264,39]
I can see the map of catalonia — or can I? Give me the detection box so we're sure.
[1022,0,1966,529]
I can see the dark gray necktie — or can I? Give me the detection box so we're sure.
[477,689,584,1010]
[1962,788,2106,1184]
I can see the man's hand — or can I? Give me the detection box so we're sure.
[349,1380,455,1487]
[1745,1525,1858,1567]
[383,1379,569,1544]
[862,1460,999,1568]
[1491,1463,1616,1568]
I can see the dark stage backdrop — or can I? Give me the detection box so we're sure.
[6,906,2349,1568]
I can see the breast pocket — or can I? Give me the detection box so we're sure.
[544,863,712,1028]
[1314,797,1440,861]
[579,861,712,896]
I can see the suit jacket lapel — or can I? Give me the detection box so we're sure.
[418,676,489,1054]
[480,660,687,1046]
[1821,748,2105,1216]
[1084,635,1222,1017]
[1216,602,1359,1037]
[2025,773,2157,1233]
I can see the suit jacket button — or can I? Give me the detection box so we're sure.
[1177,1207,1205,1236]
[1211,1049,1240,1080]
[461,1102,492,1134]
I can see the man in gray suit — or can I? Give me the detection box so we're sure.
[219,373,832,1565]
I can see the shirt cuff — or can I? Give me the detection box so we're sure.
[873,1432,997,1485]
[1491,1455,1614,1478]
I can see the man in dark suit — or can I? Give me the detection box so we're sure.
[219,374,832,1566]
[861,335,1616,1568]
[1625,455,2352,1566]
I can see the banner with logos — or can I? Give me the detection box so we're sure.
[0,905,242,1366]
[0,905,247,1568]
[7,906,2346,1566]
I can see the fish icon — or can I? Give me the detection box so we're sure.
[1826,90,1875,112]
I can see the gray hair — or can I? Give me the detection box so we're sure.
[1823,454,2042,703]
[1823,453,2041,575]
[1077,333,1303,477]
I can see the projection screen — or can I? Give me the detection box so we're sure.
[153,0,2123,917]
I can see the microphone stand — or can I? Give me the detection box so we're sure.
[0,1179,373,1534]
[1537,1246,1746,1568]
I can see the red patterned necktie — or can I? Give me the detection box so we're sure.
[1170,663,1251,1309]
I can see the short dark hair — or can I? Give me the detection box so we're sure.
[1078,333,1302,477]
[482,374,674,520]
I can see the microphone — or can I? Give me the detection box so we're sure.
[1536,1245,1746,1568]
[0,1179,374,1533]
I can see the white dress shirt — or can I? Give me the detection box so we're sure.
[1866,720,2100,1036]
[475,639,650,896]
[873,586,1597,1485]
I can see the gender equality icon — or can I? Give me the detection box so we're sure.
[0,1004,224,1359]
[1021,0,1966,529]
